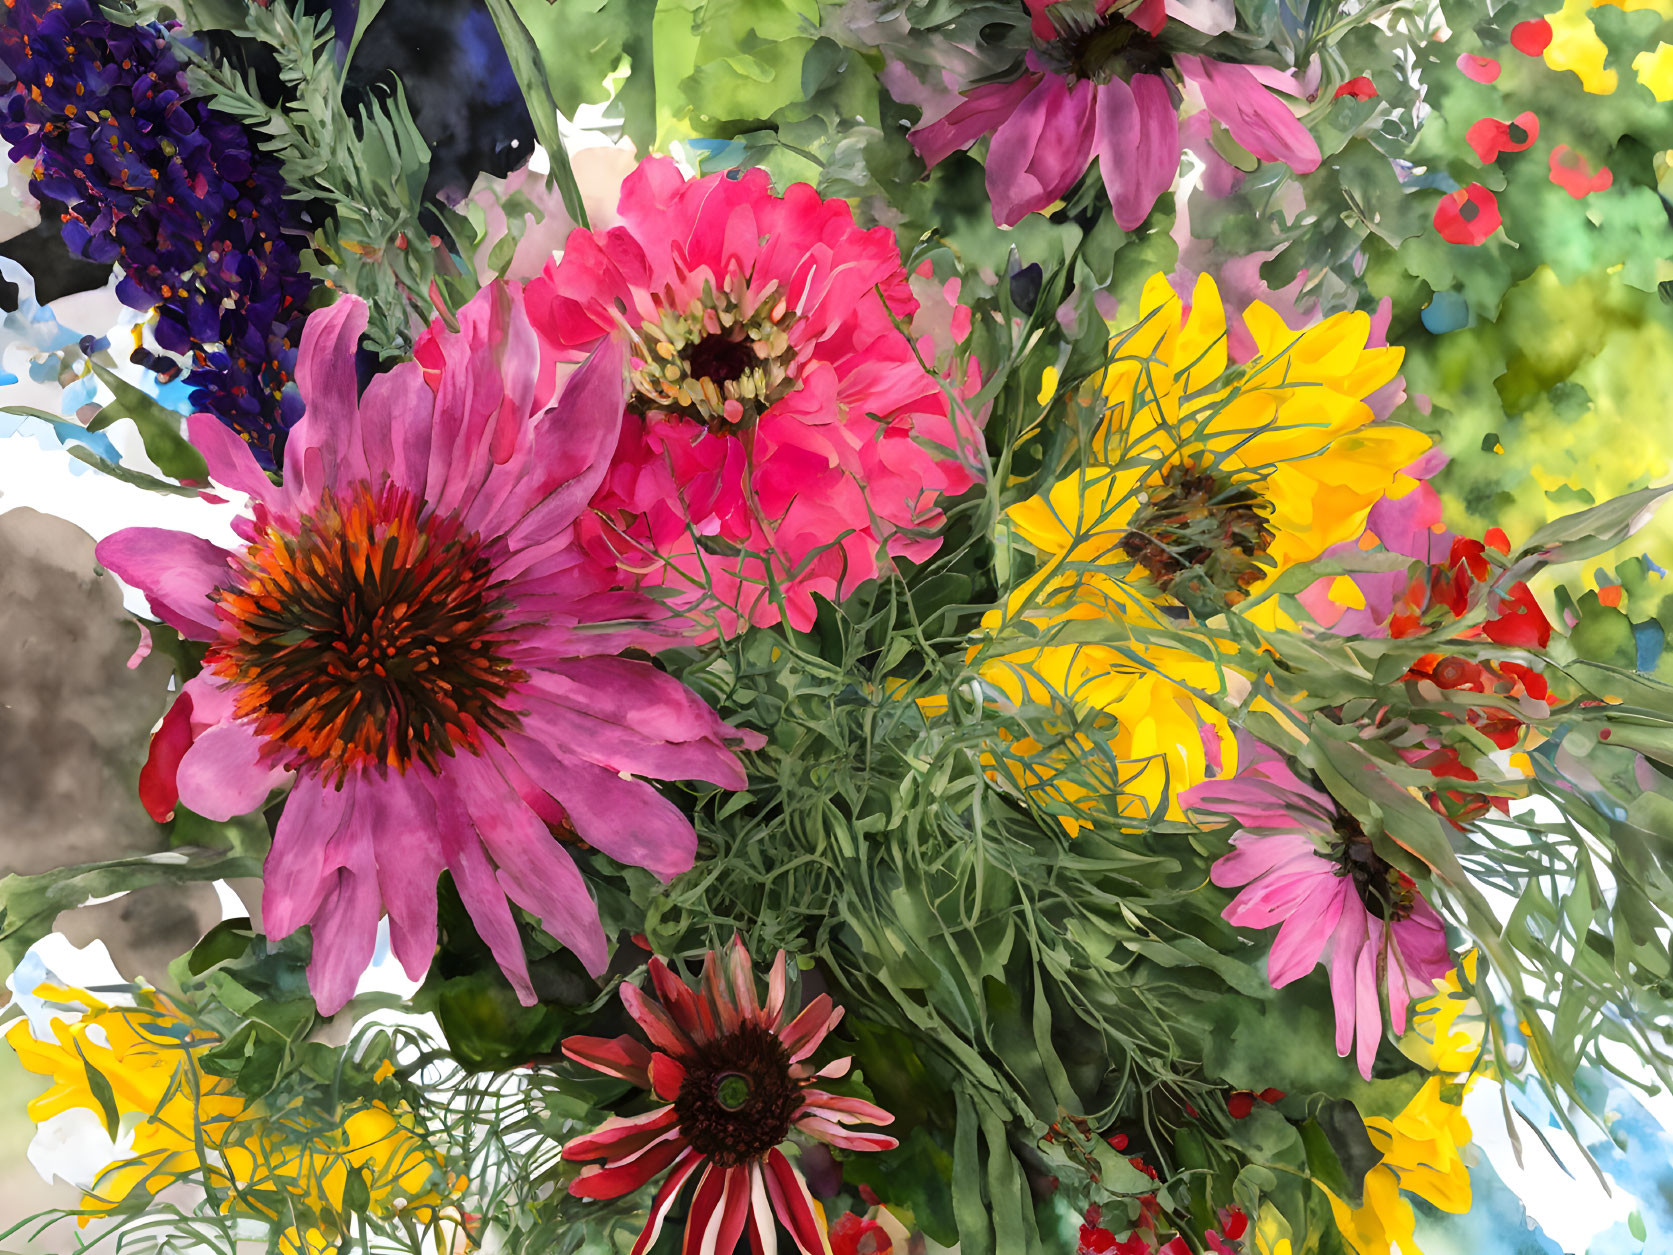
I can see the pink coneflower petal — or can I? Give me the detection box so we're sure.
[172,720,287,823]
[1092,73,1182,232]
[796,1116,901,1152]
[987,73,1096,226]
[261,777,354,942]
[748,1162,780,1255]
[282,297,373,501]
[94,527,231,640]
[649,959,711,1040]
[366,777,444,981]
[187,411,284,504]
[798,1092,895,1125]
[1266,882,1347,986]
[562,1034,654,1088]
[911,76,1039,167]
[763,951,788,1027]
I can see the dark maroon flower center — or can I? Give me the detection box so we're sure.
[1121,460,1275,614]
[1331,811,1417,923]
[207,482,524,782]
[1040,7,1173,85]
[672,1021,803,1167]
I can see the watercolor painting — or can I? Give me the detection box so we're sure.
[4,0,1673,1252]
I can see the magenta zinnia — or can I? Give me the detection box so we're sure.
[525,156,983,638]
[1180,745,1451,1079]
[95,284,759,1014]
[561,939,898,1255]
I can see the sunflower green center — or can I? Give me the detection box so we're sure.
[207,482,524,783]
[630,273,800,433]
[1121,460,1275,614]
[672,1021,803,1167]
[1331,811,1417,923]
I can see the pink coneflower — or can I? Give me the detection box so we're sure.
[561,938,898,1255]
[910,0,1320,228]
[525,157,983,638]
[96,284,759,1015]
[1181,746,1451,1078]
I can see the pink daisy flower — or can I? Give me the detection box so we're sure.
[1180,745,1451,1078]
[910,0,1321,228]
[95,283,760,1015]
[561,938,898,1255]
[524,156,983,638]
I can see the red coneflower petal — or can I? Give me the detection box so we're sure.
[704,949,745,1035]
[631,1149,705,1255]
[762,1148,827,1255]
[621,980,699,1055]
[562,1034,654,1088]
[748,1162,780,1255]
[651,1051,689,1102]
[794,1116,901,1153]
[650,957,710,1040]
[797,1091,896,1125]
[780,995,841,1062]
[728,937,762,1021]
[570,1136,688,1200]
[700,1165,754,1255]
[763,951,789,1028]
[561,1105,681,1163]
[682,1162,727,1255]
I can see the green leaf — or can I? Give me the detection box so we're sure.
[1314,1099,1380,1208]
[484,0,589,228]
[0,850,261,984]
[72,1038,123,1141]
[81,360,210,483]
[186,917,256,976]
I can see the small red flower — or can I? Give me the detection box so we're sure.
[1457,54,1502,82]
[1466,111,1539,162]
[1512,18,1553,54]
[1486,583,1554,648]
[1335,76,1378,99]
[1549,145,1613,198]
[1434,184,1501,245]
[830,1213,893,1255]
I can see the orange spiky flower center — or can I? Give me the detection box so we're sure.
[207,482,524,783]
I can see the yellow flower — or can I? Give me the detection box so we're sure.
[975,570,1239,822]
[974,272,1420,824]
[1406,951,1489,1076]
[6,984,457,1252]
[1011,274,1423,621]
[1543,0,1673,94]
[1326,1077,1474,1255]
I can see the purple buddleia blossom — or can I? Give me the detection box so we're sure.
[0,0,312,468]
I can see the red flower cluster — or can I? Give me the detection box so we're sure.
[1388,530,1552,648]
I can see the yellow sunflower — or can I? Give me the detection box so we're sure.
[1011,273,1426,623]
[6,983,459,1252]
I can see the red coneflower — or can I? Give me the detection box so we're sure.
[561,938,898,1255]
